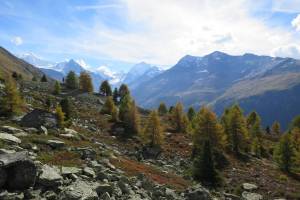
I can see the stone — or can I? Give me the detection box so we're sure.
[141,145,162,159]
[38,165,63,187]
[40,126,48,135]
[184,184,212,200]
[21,109,58,129]
[0,191,24,200]
[96,184,114,196]
[0,151,37,190]
[0,132,21,144]
[100,192,111,200]
[61,166,82,176]
[76,147,96,160]
[1,126,27,137]
[118,180,132,194]
[24,127,38,134]
[242,183,258,191]
[0,168,7,188]
[64,128,79,135]
[47,140,65,149]
[0,149,16,154]
[242,192,263,200]
[60,180,98,200]
[83,167,96,178]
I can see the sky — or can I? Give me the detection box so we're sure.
[1,0,300,72]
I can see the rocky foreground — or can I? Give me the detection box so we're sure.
[0,123,269,200]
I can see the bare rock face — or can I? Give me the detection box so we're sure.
[20,109,58,129]
[0,151,37,190]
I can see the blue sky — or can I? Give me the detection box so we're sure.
[1,0,300,72]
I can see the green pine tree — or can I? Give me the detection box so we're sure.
[193,140,221,186]
[187,107,196,121]
[274,134,294,172]
[60,97,73,120]
[119,84,130,102]
[41,74,48,82]
[100,80,112,96]
[66,71,79,89]
[113,87,119,104]
[53,81,61,95]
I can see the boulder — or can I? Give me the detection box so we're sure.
[59,180,98,200]
[83,167,96,178]
[243,183,258,191]
[20,109,58,129]
[0,151,37,190]
[0,132,21,144]
[96,184,114,196]
[61,166,82,176]
[76,147,96,160]
[47,140,65,149]
[184,184,212,200]
[141,145,162,159]
[37,165,63,187]
[242,192,263,200]
[1,126,27,136]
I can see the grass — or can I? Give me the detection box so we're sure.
[110,157,190,191]
[38,150,83,167]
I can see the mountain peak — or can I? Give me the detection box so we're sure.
[207,51,229,57]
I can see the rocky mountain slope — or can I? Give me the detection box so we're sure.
[0,47,46,80]
[132,52,300,128]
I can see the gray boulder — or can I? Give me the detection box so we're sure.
[37,165,63,187]
[21,109,58,129]
[83,167,96,178]
[0,126,27,137]
[96,184,114,196]
[59,180,99,200]
[242,192,263,200]
[242,183,258,191]
[61,166,82,176]
[0,151,37,190]
[47,140,65,149]
[0,132,21,144]
[184,184,212,200]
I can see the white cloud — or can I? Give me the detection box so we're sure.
[272,44,300,59]
[272,0,300,13]
[11,36,23,46]
[292,14,300,31]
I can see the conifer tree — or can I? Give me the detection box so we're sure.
[274,134,294,172]
[45,96,53,111]
[65,71,79,89]
[101,96,116,115]
[53,81,61,95]
[251,137,262,157]
[100,80,112,96]
[32,76,37,82]
[171,102,186,132]
[272,121,281,135]
[158,102,168,116]
[113,88,119,104]
[193,140,221,186]
[247,111,260,129]
[143,110,164,146]
[12,72,18,80]
[119,84,130,101]
[119,94,132,121]
[168,106,174,113]
[123,100,140,136]
[187,107,196,121]
[228,105,249,154]
[291,115,300,130]
[56,105,65,128]
[79,71,93,93]
[60,97,73,120]
[0,78,23,116]
[193,107,224,150]
[111,105,118,122]
[41,74,48,82]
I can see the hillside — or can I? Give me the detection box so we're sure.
[0,47,46,80]
[132,52,300,128]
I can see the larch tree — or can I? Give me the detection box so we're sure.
[100,80,112,96]
[158,102,168,116]
[66,71,79,89]
[187,106,196,121]
[79,71,93,93]
[53,81,61,95]
[272,121,281,135]
[0,77,23,116]
[171,102,186,132]
[124,100,140,136]
[291,115,300,130]
[228,105,249,155]
[119,94,132,121]
[192,106,224,150]
[274,133,295,172]
[143,110,164,147]
[101,96,116,115]
[119,84,130,101]
[56,105,65,128]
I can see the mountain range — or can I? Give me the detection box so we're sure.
[4,47,300,128]
[131,51,300,128]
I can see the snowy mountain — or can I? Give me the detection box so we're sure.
[18,53,54,68]
[123,62,163,89]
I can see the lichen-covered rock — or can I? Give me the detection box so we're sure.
[242,192,263,200]
[0,132,21,144]
[184,184,213,200]
[37,165,63,187]
[47,140,65,149]
[59,180,99,200]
